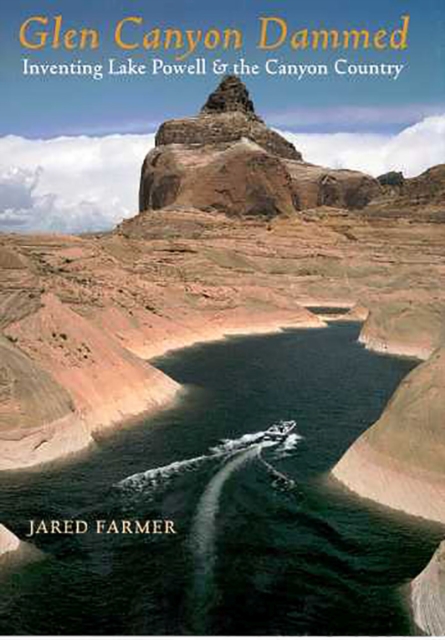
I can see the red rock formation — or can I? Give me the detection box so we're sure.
[140,76,381,216]
[364,164,445,220]
[200,75,259,118]
[284,161,381,210]
[140,140,299,218]
[155,75,301,161]
[403,164,445,208]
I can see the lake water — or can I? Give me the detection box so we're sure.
[0,321,442,635]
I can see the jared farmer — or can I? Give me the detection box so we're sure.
[26,519,177,536]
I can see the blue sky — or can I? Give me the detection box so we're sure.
[1,0,444,137]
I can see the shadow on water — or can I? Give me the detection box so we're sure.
[0,322,443,635]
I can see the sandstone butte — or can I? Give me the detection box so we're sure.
[1,75,445,632]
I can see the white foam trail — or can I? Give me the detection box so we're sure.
[188,445,260,631]
[209,430,270,454]
[117,453,213,494]
[116,420,301,502]
[191,446,260,565]
[274,432,303,458]
[116,421,301,630]
[117,428,281,492]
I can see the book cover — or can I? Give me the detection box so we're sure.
[0,0,444,636]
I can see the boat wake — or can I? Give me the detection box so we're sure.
[187,445,260,632]
[186,420,301,631]
[116,420,301,501]
[258,448,296,490]
[116,420,302,632]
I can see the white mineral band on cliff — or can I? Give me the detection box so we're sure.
[411,541,445,636]
[0,524,44,567]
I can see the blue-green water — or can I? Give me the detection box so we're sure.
[0,322,442,635]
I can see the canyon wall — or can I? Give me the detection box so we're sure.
[0,524,43,567]
[333,302,445,524]
[332,303,445,635]
[411,542,445,635]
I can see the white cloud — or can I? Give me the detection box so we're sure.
[0,114,443,234]
[280,114,445,177]
[0,134,154,233]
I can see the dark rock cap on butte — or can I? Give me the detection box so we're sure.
[200,75,262,122]
[154,75,301,161]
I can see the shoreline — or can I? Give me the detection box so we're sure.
[356,302,445,363]
[3,306,444,636]
[358,334,430,361]
[3,303,442,558]
[331,335,445,524]
[331,326,445,635]
[0,308,326,562]
[0,309,326,474]
[136,313,326,361]
[332,438,445,525]
[94,303,327,362]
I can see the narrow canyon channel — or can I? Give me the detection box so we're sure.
[0,321,442,635]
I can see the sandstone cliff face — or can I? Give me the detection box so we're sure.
[0,524,43,568]
[365,164,445,220]
[284,161,381,210]
[411,541,445,636]
[140,139,299,218]
[356,348,445,475]
[0,333,93,470]
[140,75,381,216]
[341,304,369,322]
[333,349,445,524]
[359,302,445,359]
[333,303,445,524]
[201,74,258,118]
[405,164,445,206]
[0,292,180,470]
